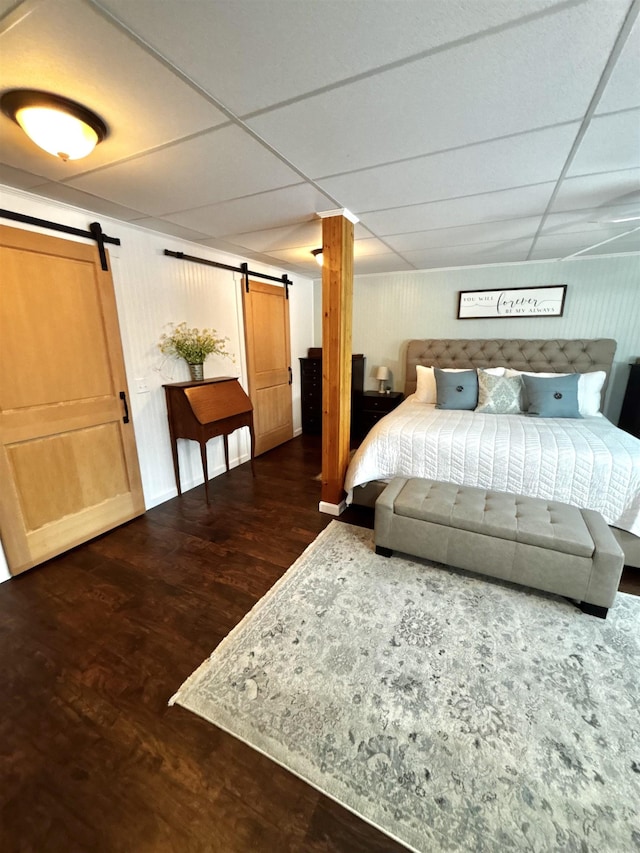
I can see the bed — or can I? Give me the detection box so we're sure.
[344,338,640,567]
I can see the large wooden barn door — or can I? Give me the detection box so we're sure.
[0,225,145,575]
[242,280,293,455]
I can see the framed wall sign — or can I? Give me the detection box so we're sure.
[457,285,567,319]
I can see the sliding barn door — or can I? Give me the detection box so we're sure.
[0,225,145,575]
[242,280,293,455]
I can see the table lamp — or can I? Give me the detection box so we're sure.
[376,365,390,393]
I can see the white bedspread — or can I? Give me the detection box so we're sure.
[345,396,640,536]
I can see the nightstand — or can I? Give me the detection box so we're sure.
[356,390,404,441]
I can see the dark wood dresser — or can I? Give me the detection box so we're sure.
[618,363,640,439]
[163,377,255,503]
[300,354,365,437]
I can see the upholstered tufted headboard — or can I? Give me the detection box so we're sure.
[404,338,617,407]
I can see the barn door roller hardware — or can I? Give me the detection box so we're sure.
[164,249,292,298]
[0,208,119,271]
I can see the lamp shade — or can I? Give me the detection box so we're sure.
[311,248,323,266]
[375,366,390,381]
[1,90,107,162]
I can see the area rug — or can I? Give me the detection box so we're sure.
[170,521,640,853]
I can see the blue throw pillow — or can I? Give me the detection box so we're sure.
[435,368,478,410]
[522,373,581,418]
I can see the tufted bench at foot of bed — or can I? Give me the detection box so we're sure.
[374,478,624,618]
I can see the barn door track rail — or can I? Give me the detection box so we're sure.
[0,208,120,271]
[164,249,293,299]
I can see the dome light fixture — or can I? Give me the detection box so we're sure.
[311,248,323,266]
[1,89,107,162]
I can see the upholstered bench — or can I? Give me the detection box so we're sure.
[374,478,624,618]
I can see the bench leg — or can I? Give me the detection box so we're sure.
[578,601,608,619]
[375,545,393,558]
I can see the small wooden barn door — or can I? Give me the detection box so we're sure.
[0,224,145,575]
[242,280,293,455]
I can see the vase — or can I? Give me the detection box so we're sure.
[188,363,204,381]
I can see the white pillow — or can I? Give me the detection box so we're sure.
[414,365,438,403]
[505,369,606,416]
[578,371,607,416]
[415,365,504,403]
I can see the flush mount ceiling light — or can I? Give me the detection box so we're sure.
[1,89,107,162]
[311,248,323,266]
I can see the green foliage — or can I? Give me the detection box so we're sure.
[158,322,234,365]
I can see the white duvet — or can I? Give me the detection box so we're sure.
[345,396,640,536]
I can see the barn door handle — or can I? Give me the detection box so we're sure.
[119,391,130,424]
[288,366,292,385]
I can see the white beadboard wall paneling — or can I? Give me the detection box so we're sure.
[0,184,315,522]
[314,254,640,421]
[288,273,315,437]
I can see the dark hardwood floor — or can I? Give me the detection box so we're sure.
[1,434,638,853]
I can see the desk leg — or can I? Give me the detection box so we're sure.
[199,441,210,504]
[223,434,230,472]
[170,437,182,496]
[249,423,256,477]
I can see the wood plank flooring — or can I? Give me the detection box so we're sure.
[1,434,638,853]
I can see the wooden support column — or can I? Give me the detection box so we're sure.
[320,211,354,513]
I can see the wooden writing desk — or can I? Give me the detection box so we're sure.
[163,377,255,504]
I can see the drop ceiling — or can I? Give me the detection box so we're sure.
[1,0,639,276]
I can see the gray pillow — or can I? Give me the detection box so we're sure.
[435,368,478,410]
[476,370,523,414]
[522,373,581,418]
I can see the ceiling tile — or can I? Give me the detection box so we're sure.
[0,0,25,16]
[0,0,228,179]
[529,229,640,259]
[97,0,563,115]
[223,222,324,254]
[128,217,210,242]
[384,217,542,252]
[258,246,330,267]
[359,183,557,236]
[247,1,628,177]
[163,183,338,237]
[190,236,264,259]
[318,123,580,213]
[596,17,640,114]
[225,220,371,254]
[31,183,145,221]
[540,207,640,235]
[353,254,415,275]
[567,110,640,176]
[354,238,398,258]
[401,238,534,269]
[550,168,640,211]
[0,163,48,191]
[582,231,640,254]
[259,243,411,275]
[66,126,303,216]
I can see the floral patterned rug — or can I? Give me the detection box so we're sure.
[171,521,640,853]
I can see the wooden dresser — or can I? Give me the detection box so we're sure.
[300,354,365,437]
[163,377,255,503]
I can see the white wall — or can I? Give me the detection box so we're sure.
[0,184,315,581]
[314,255,640,421]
